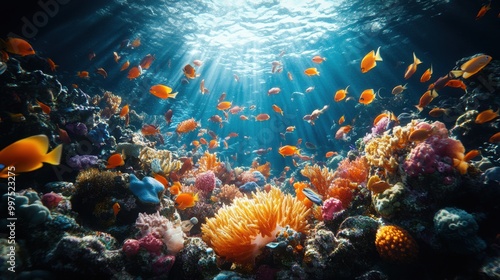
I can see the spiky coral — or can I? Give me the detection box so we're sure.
[333,156,369,184]
[300,164,335,197]
[197,151,222,174]
[201,187,310,265]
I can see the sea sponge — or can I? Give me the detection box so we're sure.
[375,225,418,263]
[194,171,217,194]
[201,186,310,265]
[372,182,406,218]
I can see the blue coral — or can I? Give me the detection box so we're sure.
[87,122,111,147]
[129,174,165,204]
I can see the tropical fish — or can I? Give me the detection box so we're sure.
[358,89,376,105]
[150,84,178,99]
[153,174,169,188]
[286,126,296,133]
[130,37,141,48]
[335,125,352,140]
[113,51,121,63]
[373,111,398,126]
[119,104,129,118]
[305,86,315,93]
[304,67,320,76]
[303,105,328,125]
[428,107,450,118]
[476,2,491,20]
[278,145,301,157]
[338,115,345,125]
[445,79,467,91]
[106,153,125,169]
[489,132,500,143]
[139,54,155,69]
[165,109,173,125]
[463,149,481,162]
[217,101,232,110]
[36,100,51,114]
[408,128,433,142]
[420,65,433,82]
[302,188,323,205]
[272,104,284,115]
[233,74,240,82]
[287,71,293,81]
[96,67,107,78]
[0,37,35,56]
[312,55,326,63]
[240,115,249,120]
[175,192,199,210]
[47,58,58,72]
[193,59,203,67]
[268,87,281,95]
[255,113,270,121]
[360,46,382,73]
[170,181,182,195]
[200,79,209,94]
[183,64,197,79]
[113,202,121,216]
[127,66,142,80]
[0,134,62,178]
[392,84,407,95]
[57,126,71,144]
[415,89,439,112]
[88,51,96,61]
[334,86,349,102]
[141,124,160,135]
[176,118,200,134]
[475,109,499,124]
[404,52,422,80]
[120,60,130,71]
[77,71,90,79]
[455,54,492,79]
[325,151,338,158]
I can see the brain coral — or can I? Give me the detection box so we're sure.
[201,187,310,265]
[375,225,418,263]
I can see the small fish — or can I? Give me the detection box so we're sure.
[464,149,481,162]
[456,54,492,79]
[96,67,108,78]
[153,174,169,188]
[139,54,155,69]
[408,128,433,142]
[420,65,433,83]
[334,85,349,102]
[233,74,240,82]
[0,134,62,178]
[304,67,320,76]
[200,79,209,94]
[325,151,337,158]
[278,145,301,157]
[312,55,326,63]
[218,92,227,103]
[404,52,422,80]
[360,46,382,73]
[141,124,160,136]
[193,59,203,67]
[150,84,178,99]
[57,126,71,144]
[445,79,467,92]
[183,64,197,79]
[255,113,270,121]
[119,104,129,118]
[47,58,58,72]
[358,89,376,105]
[287,71,293,81]
[286,126,296,133]
[489,132,500,143]
[88,51,96,60]
[428,107,450,118]
[217,101,232,111]
[302,188,323,205]
[175,192,199,210]
[392,83,407,95]
[120,60,130,71]
[475,109,499,124]
[338,115,345,125]
[113,51,121,63]
[77,71,90,79]
[268,87,281,95]
[1,37,35,56]
[305,86,315,93]
[113,202,121,216]
[415,89,439,112]
[106,153,125,169]
[335,125,352,140]
[127,65,142,80]
[130,37,141,48]
[36,99,51,114]
[476,2,491,20]
[165,109,173,125]
[272,104,284,115]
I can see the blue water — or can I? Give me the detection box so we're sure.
[3,0,500,173]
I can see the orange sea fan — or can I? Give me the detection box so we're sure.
[334,156,370,184]
[201,187,310,265]
[300,164,335,197]
[197,151,221,173]
[251,161,271,178]
[175,118,199,135]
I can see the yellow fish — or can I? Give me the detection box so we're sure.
[0,134,62,178]
[361,46,382,73]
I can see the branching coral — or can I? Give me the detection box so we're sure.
[333,156,369,184]
[217,184,243,205]
[327,178,355,208]
[139,147,182,175]
[300,164,335,197]
[92,91,122,119]
[197,151,222,174]
[201,187,310,265]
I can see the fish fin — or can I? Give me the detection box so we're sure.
[431,89,439,98]
[462,72,472,79]
[169,92,179,99]
[44,144,63,165]
[375,46,383,61]
[415,105,424,112]
[413,52,422,65]
[449,70,463,78]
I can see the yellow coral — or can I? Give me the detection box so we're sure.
[375,225,419,263]
[201,187,310,265]
[197,151,221,173]
[300,164,335,197]
[139,147,182,175]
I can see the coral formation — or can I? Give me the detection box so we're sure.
[139,147,182,175]
[375,225,419,263]
[128,174,165,204]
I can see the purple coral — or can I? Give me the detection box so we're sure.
[122,239,140,257]
[139,233,164,255]
[67,155,98,170]
[195,171,216,193]
[321,197,344,221]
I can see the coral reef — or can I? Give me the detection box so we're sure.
[139,147,182,175]
[375,225,419,263]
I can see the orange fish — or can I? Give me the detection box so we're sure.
[199,137,208,145]
[112,202,121,216]
[176,118,199,134]
[334,85,349,102]
[358,89,377,105]
[208,139,218,149]
[47,58,58,72]
[131,37,141,48]
[408,128,433,142]
[445,79,467,92]
[140,54,155,69]
[175,192,199,210]
[304,67,320,76]
[113,51,121,63]
[373,111,397,126]
[77,71,90,79]
[489,132,500,143]
[217,101,232,110]
[415,89,439,112]
[120,60,130,71]
[127,66,142,80]
[153,174,169,189]
[57,126,71,144]
[183,64,197,79]
[360,46,382,73]
[272,104,284,116]
[255,113,270,121]
[149,84,178,99]
[106,153,125,169]
[391,84,407,95]
[456,54,492,79]
[338,115,345,125]
[0,135,62,178]
[428,107,450,118]
[475,109,499,124]
[335,125,352,139]
[141,124,160,135]
[278,145,301,157]
[36,100,51,114]
[463,149,481,162]
[420,65,433,83]
[325,151,337,158]
[96,67,108,78]
[404,52,422,80]
[170,181,182,195]
[476,2,491,20]
[240,115,249,121]
[119,104,129,118]
[312,55,326,63]
[1,37,35,56]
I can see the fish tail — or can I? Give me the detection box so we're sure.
[415,105,424,112]
[413,52,422,65]
[449,70,463,78]
[44,144,63,165]
[375,46,383,61]
[169,92,179,99]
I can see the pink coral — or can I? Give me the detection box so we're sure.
[195,170,216,193]
[139,233,164,254]
[321,197,343,221]
[122,238,140,257]
[41,192,63,209]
